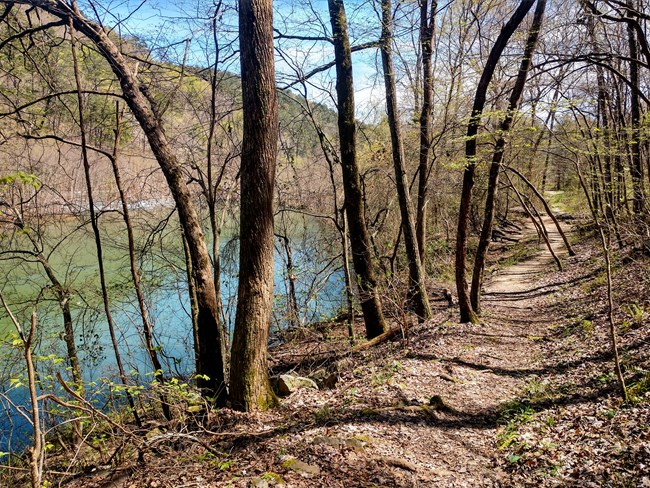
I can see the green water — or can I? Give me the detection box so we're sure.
[0,208,345,376]
[0,209,346,452]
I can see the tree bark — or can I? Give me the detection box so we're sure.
[416,0,438,264]
[329,0,388,339]
[470,0,547,314]
[380,0,432,321]
[455,0,536,323]
[229,0,279,412]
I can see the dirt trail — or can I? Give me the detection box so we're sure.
[76,214,576,488]
[486,214,568,296]
[257,213,578,487]
[252,214,576,487]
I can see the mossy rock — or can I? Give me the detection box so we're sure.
[281,457,321,476]
[273,375,319,396]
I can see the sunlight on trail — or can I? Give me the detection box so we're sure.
[487,214,569,297]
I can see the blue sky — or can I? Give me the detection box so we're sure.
[81,0,386,120]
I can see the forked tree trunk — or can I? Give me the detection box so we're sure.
[416,0,438,263]
[14,217,83,392]
[22,0,228,403]
[455,0,536,323]
[380,0,432,321]
[329,0,388,339]
[470,0,546,314]
[39,257,82,390]
[229,0,279,412]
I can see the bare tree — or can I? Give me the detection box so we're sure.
[470,0,547,314]
[455,0,536,323]
[416,0,437,263]
[380,0,432,321]
[328,0,388,339]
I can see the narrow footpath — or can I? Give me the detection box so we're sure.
[208,214,575,487]
[74,215,578,487]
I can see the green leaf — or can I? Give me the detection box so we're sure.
[0,171,41,189]
[507,454,522,464]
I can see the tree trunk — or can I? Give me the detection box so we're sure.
[593,83,623,247]
[109,101,171,420]
[70,21,140,426]
[329,0,388,339]
[416,0,438,264]
[182,230,201,378]
[0,299,43,488]
[23,0,228,403]
[278,233,300,329]
[14,215,83,391]
[341,208,356,344]
[470,0,546,314]
[206,7,230,378]
[626,0,645,215]
[229,0,279,412]
[380,0,432,321]
[40,257,82,391]
[455,0,536,323]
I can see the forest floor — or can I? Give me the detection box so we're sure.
[36,212,650,487]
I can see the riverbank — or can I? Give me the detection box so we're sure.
[2,217,648,487]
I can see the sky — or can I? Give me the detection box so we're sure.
[81,0,389,121]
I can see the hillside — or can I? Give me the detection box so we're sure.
[7,214,644,487]
[1,1,649,486]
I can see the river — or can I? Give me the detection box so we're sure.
[0,211,345,455]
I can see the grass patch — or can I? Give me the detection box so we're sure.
[497,400,536,450]
[627,370,650,403]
